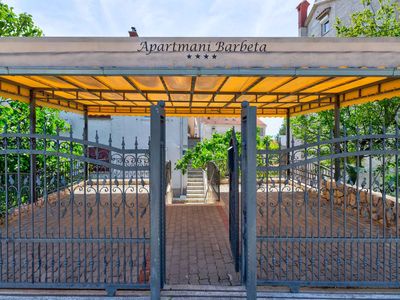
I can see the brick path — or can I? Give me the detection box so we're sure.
[0,192,150,286]
[221,189,400,285]
[0,192,240,287]
[166,204,240,286]
[3,186,396,289]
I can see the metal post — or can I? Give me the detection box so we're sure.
[83,108,89,181]
[286,109,291,178]
[241,101,257,299]
[29,90,37,204]
[150,101,165,300]
[334,95,341,181]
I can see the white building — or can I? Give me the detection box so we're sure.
[297,0,399,37]
[61,112,188,196]
[196,117,266,140]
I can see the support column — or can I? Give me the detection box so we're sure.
[150,101,165,300]
[334,95,341,181]
[241,101,257,300]
[29,90,37,204]
[83,109,89,181]
[286,109,291,178]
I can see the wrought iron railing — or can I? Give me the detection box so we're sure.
[165,160,171,191]
[165,160,173,203]
[0,130,151,291]
[206,161,220,201]
[255,131,400,289]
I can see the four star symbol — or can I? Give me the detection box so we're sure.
[186,53,217,59]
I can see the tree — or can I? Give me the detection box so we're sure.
[175,128,278,176]
[291,0,400,186]
[293,0,400,142]
[335,0,400,37]
[0,2,43,37]
[0,4,75,213]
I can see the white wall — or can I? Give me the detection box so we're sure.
[200,124,241,140]
[306,0,387,37]
[60,112,187,196]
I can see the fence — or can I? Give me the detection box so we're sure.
[0,128,151,294]
[256,128,400,290]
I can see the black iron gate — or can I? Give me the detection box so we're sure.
[0,102,166,297]
[256,128,400,290]
[228,128,240,272]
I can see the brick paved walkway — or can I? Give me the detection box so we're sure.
[221,189,400,285]
[166,204,240,286]
[0,192,240,287]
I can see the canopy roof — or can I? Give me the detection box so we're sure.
[0,37,399,117]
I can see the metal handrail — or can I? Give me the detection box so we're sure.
[206,161,220,201]
[165,160,171,193]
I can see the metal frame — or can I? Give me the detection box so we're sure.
[149,101,166,300]
[256,123,400,291]
[241,102,257,300]
[228,128,240,272]
[0,124,151,294]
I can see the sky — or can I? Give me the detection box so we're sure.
[5,0,316,136]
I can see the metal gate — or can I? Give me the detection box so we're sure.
[0,103,166,296]
[228,128,240,272]
[256,128,400,290]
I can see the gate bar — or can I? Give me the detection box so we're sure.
[334,95,341,180]
[83,107,89,180]
[150,101,165,300]
[29,90,37,204]
[286,109,291,178]
[241,101,257,299]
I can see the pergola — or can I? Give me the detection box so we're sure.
[1,36,400,299]
[0,37,399,118]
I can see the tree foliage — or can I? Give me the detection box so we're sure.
[175,128,278,176]
[0,2,43,37]
[293,0,400,143]
[291,0,400,187]
[335,0,400,37]
[0,5,77,213]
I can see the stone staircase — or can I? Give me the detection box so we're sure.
[186,167,205,202]
[185,138,205,202]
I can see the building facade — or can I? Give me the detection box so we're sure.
[61,112,188,196]
[298,0,399,37]
[196,117,266,140]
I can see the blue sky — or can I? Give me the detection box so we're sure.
[5,0,314,135]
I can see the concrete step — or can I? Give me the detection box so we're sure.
[187,194,205,198]
[186,191,204,198]
[188,171,202,174]
[187,175,203,179]
[184,198,205,202]
[187,187,204,191]
[187,180,204,186]
[188,169,202,173]
[187,172,203,177]
[187,179,203,183]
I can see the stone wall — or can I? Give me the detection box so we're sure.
[319,179,398,228]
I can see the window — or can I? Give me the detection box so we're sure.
[88,147,110,172]
[321,19,330,35]
[319,14,331,36]
[316,7,331,36]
